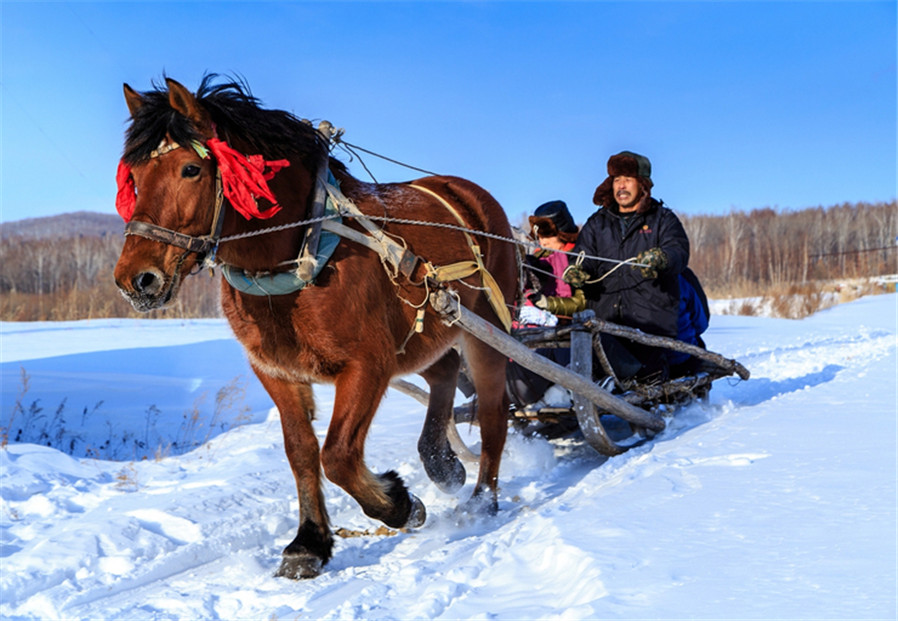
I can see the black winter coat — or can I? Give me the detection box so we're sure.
[574,199,689,338]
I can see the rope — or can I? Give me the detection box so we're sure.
[521,262,565,285]
[337,140,440,178]
[218,210,644,272]
[217,213,338,243]
[322,137,645,271]
[570,251,643,284]
[586,258,638,284]
[336,142,381,184]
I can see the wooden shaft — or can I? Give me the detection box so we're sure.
[430,290,665,431]
[514,319,750,381]
[581,317,751,381]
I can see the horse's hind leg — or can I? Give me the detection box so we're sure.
[322,363,425,529]
[417,349,466,493]
[252,368,332,579]
[462,335,510,514]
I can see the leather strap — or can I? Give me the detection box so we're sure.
[124,220,216,255]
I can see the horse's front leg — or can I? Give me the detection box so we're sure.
[321,363,426,529]
[252,367,332,579]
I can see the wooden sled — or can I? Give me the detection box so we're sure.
[392,290,749,459]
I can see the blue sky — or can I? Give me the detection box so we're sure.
[1,1,895,226]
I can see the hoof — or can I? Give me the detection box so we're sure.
[460,489,498,517]
[423,451,466,494]
[406,494,427,528]
[276,552,324,580]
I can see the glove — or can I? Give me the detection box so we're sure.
[562,264,589,288]
[634,247,669,279]
[544,289,586,316]
[526,289,586,316]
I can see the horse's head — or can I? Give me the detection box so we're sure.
[113,79,224,311]
[113,77,302,311]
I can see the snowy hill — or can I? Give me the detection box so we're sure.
[1,294,896,619]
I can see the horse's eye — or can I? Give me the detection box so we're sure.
[182,164,201,178]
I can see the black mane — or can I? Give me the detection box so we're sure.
[123,74,327,170]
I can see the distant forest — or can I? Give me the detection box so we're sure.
[1,212,220,321]
[1,201,895,321]
[681,201,896,296]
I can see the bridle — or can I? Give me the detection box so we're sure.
[120,127,345,301]
[122,140,227,265]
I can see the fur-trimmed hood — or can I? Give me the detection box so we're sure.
[528,200,579,243]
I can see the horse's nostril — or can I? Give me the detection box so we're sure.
[133,271,160,294]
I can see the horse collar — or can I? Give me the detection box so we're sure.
[219,175,342,296]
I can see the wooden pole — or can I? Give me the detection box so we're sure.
[570,312,627,455]
[515,320,750,381]
[430,290,665,432]
[388,378,480,463]
[295,122,336,282]
[582,318,751,381]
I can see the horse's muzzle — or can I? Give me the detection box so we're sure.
[115,267,179,312]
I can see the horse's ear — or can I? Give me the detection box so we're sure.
[123,83,143,118]
[166,78,209,128]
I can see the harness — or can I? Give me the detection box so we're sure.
[219,189,342,296]
[319,178,512,332]
[406,184,512,331]
[117,129,512,333]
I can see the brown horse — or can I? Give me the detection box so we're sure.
[113,75,517,579]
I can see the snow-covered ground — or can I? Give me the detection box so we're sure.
[1,294,896,619]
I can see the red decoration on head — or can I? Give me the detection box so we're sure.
[116,160,136,222]
[205,138,290,220]
[114,139,290,222]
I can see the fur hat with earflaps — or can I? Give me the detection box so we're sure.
[528,200,579,243]
[592,151,655,213]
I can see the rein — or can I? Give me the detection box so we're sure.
[216,211,646,272]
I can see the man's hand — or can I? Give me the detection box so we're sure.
[634,247,669,278]
[562,264,589,288]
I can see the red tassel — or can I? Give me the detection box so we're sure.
[116,160,136,222]
[113,140,290,223]
[206,138,290,220]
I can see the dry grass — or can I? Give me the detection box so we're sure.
[710,277,894,319]
[2,369,253,461]
[0,273,222,321]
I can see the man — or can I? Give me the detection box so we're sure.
[562,150,690,381]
